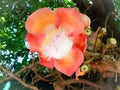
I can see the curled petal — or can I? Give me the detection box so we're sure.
[54,47,84,76]
[81,14,91,29]
[75,68,86,80]
[39,53,54,69]
[26,33,45,52]
[25,8,57,35]
[56,8,85,36]
[72,33,87,53]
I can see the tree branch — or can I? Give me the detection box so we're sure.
[0,66,38,90]
[65,79,104,89]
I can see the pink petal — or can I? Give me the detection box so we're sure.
[54,47,84,76]
[39,53,54,69]
[26,33,45,52]
[56,8,85,36]
[25,8,57,35]
[71,33,87,53]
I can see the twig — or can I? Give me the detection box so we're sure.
[104,13,112,29]
[56,71,79,90]
[0,62,39,83]
[91,61,120,73]
[15,64,33,76]
[0,66,38,90]
[84,4,93,13]
[115,14,120,21]
[0,77,11,83]
[65,79,104,89]
[32,66,56,82]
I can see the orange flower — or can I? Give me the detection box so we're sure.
[25,8,90,76]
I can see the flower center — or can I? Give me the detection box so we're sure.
[40,29,73,59]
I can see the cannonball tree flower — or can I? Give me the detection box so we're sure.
[25,8,90,76]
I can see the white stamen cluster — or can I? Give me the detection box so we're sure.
[41,29,73,60]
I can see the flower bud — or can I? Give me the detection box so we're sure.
[98,28,106,38]
[106,38,117,48]
[80,64,89,73]
[85,28,92,36]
